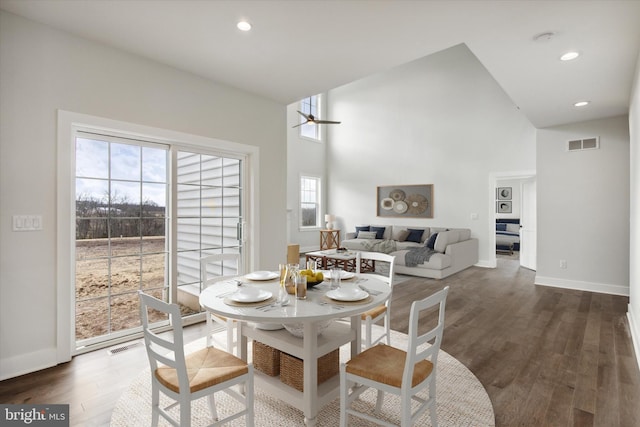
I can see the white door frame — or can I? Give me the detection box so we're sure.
[488,170,536,269]
[57,110,260,361]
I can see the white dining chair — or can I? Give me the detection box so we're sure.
[340,286,449,427]
[201,253,242,355]
[356,251,396,349]
[138,291,254,427]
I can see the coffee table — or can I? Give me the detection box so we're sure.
[305,249,374,273]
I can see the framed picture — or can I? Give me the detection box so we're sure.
[497,201,512,213]
[377,184,433,218]
[497,187,512,200]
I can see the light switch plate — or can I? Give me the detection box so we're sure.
[12,215,43,231]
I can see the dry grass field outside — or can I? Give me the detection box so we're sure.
[75,237,197,340]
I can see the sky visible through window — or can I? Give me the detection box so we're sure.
[75,137,167,208]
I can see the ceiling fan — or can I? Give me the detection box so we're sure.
[292,110,341,128]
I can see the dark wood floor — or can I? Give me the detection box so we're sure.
[1,256,639,426]
[391,256,640,427]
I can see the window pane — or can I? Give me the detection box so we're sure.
[142,146,167,183]
[111,143,141,180]
[76,178,108,206]
[300,176,320,227]
[76,138,109,179]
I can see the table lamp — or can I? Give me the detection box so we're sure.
[325,214,335,230]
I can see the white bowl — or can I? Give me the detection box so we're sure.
[283,320,333,338]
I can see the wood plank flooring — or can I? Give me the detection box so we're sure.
[1,256,639,426]
[391,256,640,427]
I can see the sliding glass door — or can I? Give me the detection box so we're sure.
[74,132,244,351]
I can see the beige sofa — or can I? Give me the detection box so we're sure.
[341,225,478,279]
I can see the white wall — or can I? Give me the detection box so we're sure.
[325,44,536,265]
[628,48,640,367]
[536,116,630,295]
[0,12,286,379]
[286,99,328,253]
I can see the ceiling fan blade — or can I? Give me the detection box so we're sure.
[315,120,341,125]
[291,121,307,128]
[296,110,310,119]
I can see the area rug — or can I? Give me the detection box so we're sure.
[111,325,494,426]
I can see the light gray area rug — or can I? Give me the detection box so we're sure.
[111,325,494,426]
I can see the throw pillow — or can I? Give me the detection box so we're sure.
[357,231,377,239]
[406,228,424,243]
[496,223,507,231]
[395,230,410,241]
[370,226,386,239]
[355,225,370,236]
[426,232,438,249]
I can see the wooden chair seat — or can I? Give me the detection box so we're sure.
[345,344,433,388]
[155,347,249,394]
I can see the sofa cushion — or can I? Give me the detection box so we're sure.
[393,250,452,270]
[394,230,410,241]
[370,226,386,239]
[355,225,370,236]
[457,229,471,241]
[357,231,377,239]
[396,241,423,250]
[496,223,507,231]
[406,229,424,243]
[434,230,462,253]
[426,232,438,249]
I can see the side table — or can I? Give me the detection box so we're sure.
[320,229,340,250]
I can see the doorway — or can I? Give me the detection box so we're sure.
[491,172,536,271]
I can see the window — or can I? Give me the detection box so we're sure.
[300,175,321,228]
[299,95,321,141]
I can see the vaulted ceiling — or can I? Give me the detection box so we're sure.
[1,0,639,128]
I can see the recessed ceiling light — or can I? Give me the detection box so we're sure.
[237,21,252,31]
[574,101,590,107]
[560,51,580,61]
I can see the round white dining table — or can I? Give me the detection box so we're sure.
[199,272,391,426]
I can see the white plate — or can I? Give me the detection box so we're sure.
[245,271,279,281]
[228,289,272,303]
[323,270,355,280]
[326,288,369,302]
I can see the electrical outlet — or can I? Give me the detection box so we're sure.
[560,259,567,269]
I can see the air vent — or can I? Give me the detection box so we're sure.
[567,137,599,151]
[107,341,142,355]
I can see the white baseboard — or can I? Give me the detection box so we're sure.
[628,306,640,373]
[475,259,495,269]
[0,348,58,381]
[535,275,630,296]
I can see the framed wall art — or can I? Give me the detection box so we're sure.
[497,187,512,200]
[497,201,512,213]
[377,184,433,218]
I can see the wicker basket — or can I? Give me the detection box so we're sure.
[252,341,280,376]
[279,349,339,392]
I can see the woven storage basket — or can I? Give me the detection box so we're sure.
[279,349,339,392]
[252,341,280,376]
